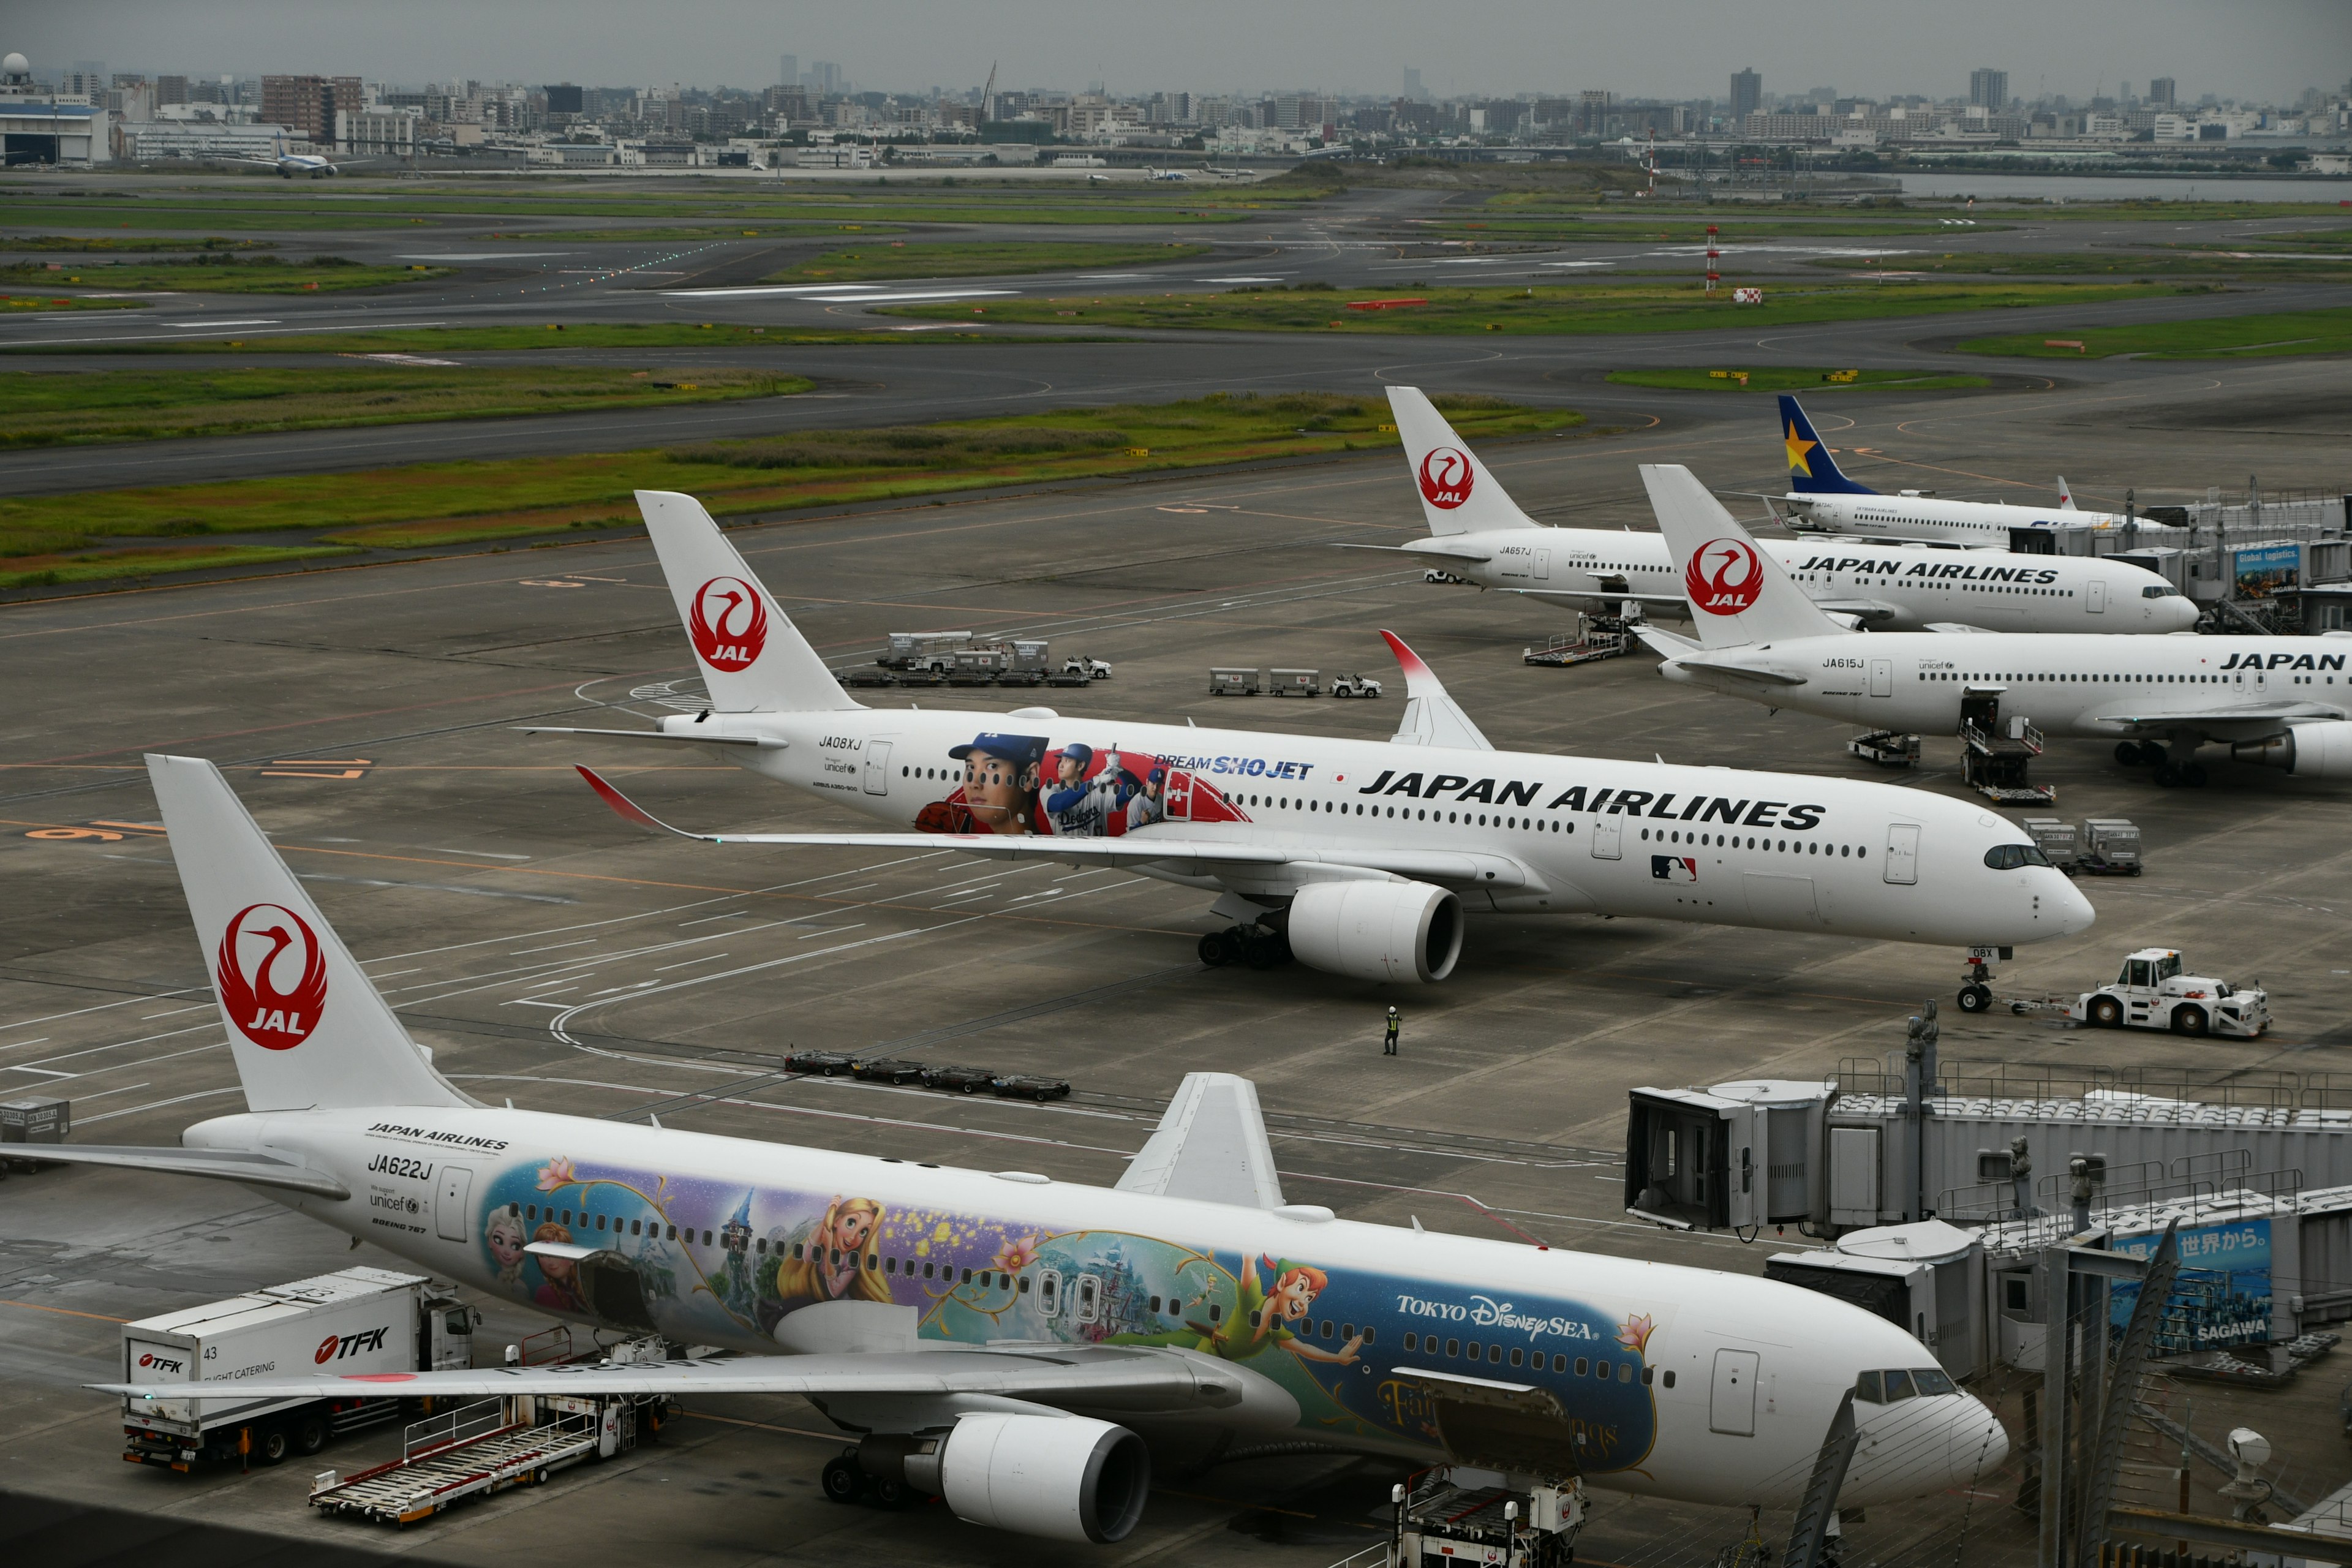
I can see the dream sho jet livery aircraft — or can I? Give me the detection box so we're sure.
[521,491,2090,983]
[85,755,2009,1546]
[1771,394,2162,550]
[1365,388,2190,634]
[1637,466,2352,788]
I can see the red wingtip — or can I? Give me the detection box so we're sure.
[576,766,669,834]
[1378,629,1432,680]
[341,1372,418,1383]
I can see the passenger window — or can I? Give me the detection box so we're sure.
[1447,1338,1460,1357]
[1619,1362,1634,1383]
[1510,1347,1524,1366]
[1554,1354,1568,1373]
[1575,1357,1590,1376]
[1487,1344,1501,1363]
[1664,1371,1676,1389]
[1404,1332,1418,1351]
[1362,1327,1374,1345]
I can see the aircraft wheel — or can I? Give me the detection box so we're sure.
[1216,926,1250,965]
[1957,984,1992,1014]
[869,1476,913,1510]
[2152,763,2181,787]
[1245,933,1286,970]
[2173,1005,2209,1038]
[1198,933,1228,967]
[2142,742,2169,768]
[2088,995,2124,1028]
[821,1453,866,1504]
[2181,761,2209,788]
[2114,742,2144,766]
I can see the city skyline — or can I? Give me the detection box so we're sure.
[9,0,2346,104]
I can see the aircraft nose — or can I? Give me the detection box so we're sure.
[2051,875,2096,937]
[1956,1393,2011,1476]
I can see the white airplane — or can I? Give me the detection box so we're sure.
[233,130,338,178]
[1143,166,1189,181]
[83,753,2008,1545]
[521,491,2091,981]
[1368,389,2195,635]
[1636,465,2352,789]
[1773,395,2165,549]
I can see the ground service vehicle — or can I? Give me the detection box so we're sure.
[1329,671,1384,699]
[2076,948,2269,1037]
[992,1072,1071,1102]
[850,1057,925,1085]
[787,1049,856,1076]
[1063,655,1114,680]
[919,1063,999,1093]
[120,1268,472,1469]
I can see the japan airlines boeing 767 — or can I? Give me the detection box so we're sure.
[1637,465,2352,787]
[518,491,2089,982]
[81,755,2008,1547]
[1367,389,2190,633]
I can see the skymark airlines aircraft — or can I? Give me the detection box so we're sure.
[1772,395,2158,549]
[1368,389,2189,633]
[85,755,2008,1545]
[524,492,2090,982]
[1638,465,2352,788]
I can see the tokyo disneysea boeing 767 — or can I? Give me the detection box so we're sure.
[1362,388,2190,634]
[82,754,2008,1547]
[519,491,2090,982]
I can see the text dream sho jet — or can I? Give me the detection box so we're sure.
[1637,466,2352,788]
[1364,388,2189,634]
[82,754,2008,1547]
[523,491,2090,983]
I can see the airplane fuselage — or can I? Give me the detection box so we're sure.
[1782,492,2166,551]
[186,1103,1999,1509]
[1408,529,2193,634]
[658,704,2087,947]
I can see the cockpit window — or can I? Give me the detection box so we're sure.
[1912,1368,1958,1396]
[1856,1367,1956,1403]
[1853,1370,1883,1403]
[1983,843,2052,870]
[1882,1369,1917,1401]
[2143,585,2182,599]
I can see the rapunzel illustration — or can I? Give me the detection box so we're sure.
[772,1196,894,1306]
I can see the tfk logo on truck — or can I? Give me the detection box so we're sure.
[136,1351,186,1374]
[688,575,768,672]
[217,903,328,1050]
[1417,447,1474,510]
[1686,538,1764,616]
[315,1327,392,1365]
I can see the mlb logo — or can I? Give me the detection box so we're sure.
[1651,855,1698,883]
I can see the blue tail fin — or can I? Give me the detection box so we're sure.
[1776,396,1875,495]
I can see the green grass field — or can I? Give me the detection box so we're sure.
[891,280,2193,336]
[1958,307,2352,360]
[1605,367,1991,392]
[0,366,810,448]
[1806,250,2352,279]
[0,393,1577,589]
[3,323,1047,355]
[7,234,276,252]
[762,239,1212,283]
[1,293,148,312]
[4,256,454,293]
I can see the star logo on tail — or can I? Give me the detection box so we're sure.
[1783,420,1817,477]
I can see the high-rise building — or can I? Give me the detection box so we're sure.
[260,75,363,143]
[156,75,189,107]
[543,83,583,116]
[2147,76,2176,108]
[1730,67,1762,121]
[778,54,797,88]
[808,61,841,96]
[1969,67,2008,109]
[1401,67,1424,101]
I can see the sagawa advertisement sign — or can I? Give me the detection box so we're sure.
[2109,1218,2272,1351]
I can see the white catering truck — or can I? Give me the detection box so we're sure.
[120,1266,475,1470]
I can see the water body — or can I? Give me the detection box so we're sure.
[1893,172,2352,203]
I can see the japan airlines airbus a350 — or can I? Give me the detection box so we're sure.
[522,491,2090,982]
[1366,389,2190,634]
[1638,465,2352,788]
[81,755,2008,1547]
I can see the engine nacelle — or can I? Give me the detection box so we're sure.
[1287,878,1463,983]
[2233,722,2352,780]
[906,1412,1149,1544]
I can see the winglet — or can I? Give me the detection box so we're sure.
[1379,630,1494,751]
[576,766,712,840]
[1116,1072,1284,1209]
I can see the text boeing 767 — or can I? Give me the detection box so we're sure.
[518,490,2089,981]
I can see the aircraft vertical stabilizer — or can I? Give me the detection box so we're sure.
[146,755,469,1112]
[635,491,863,714]
[1385,386,1544,537]
[1642,466,1845,650]
[1775,396,1876,496]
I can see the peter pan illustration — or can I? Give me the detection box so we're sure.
[1117,1254,1360,1368]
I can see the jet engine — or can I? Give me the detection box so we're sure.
[1286,878,1464,983]
[881,1412,1150,1544]
[2233,722,2352,780]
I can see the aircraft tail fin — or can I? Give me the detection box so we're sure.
[1776,395,1875,496]
[636,491,862,714]
[1385,386,1543,538]
[146,755,470,1113]
[2056,477,2076,511]
[1640,465,1845,650]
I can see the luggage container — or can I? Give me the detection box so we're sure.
[1208,668,1260,696]
[1267,668,1320,698]
[2079,817,2143,876]
[880,631,973,673]
[2021,817,2078,873]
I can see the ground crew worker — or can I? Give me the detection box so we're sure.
[1383,1006,1400,1055]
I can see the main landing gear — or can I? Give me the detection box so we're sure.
[822,1450,914,1510]
[1198,924,1294,970]
[2113,740,2206,788]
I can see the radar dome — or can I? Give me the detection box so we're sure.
[2,53,31,78]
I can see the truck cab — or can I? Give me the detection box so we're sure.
[2075,947,2270,1038]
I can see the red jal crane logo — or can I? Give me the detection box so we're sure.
[217,903,328,1050]
[1417,447,1474,510]
[688,576,769,672]
[1685,538,1764,616]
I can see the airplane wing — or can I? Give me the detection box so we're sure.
[21,1145,348,1199]
[1116,1071,1284,1208]
[2094,704,2348,740]
[1497,588,1687,607]
[519,725,783,748]
[1634,627,1809,688]
[1923,622,1999,635]
[1381,630,1493,751]
[1811,598,1901,625]
[96,1345,1234,1412]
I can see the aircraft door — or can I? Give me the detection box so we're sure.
[1869,658,1893,698]
[864,741,892,796]
[435,1166,473,1242]
[2087,578,2106,614]
[1709,1348,1760,1436]
[1884,823,1920,885]
[1534,550,1550,582]
[1591,814,1623,859]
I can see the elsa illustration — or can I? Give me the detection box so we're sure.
[773,1196,893,1306]
[486,1208,529,1294]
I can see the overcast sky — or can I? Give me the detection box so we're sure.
[14,0,2348,102]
